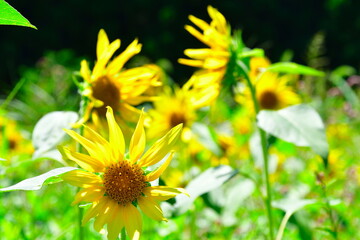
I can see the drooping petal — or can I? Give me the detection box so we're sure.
[82,198,108,225]
[138,196,167,222]
[144,186,188,201]
[107,204,125,240]
[94,198,116,232]
[60,147,105,172]
[137,124,182,167]
[72,186,105,205]
[61,170,102,188]
[106,106,125,160]
[123,204,142,240]
[145,151,174,182]
[129,111,146,164]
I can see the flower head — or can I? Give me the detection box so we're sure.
[61,107,186,240]
[236,72,300,111]
[178,6,231,84]
[77,29,161,126]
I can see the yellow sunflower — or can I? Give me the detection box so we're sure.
[236,72,300,111]
[249,57,271,82]
[60,107,186,240]
[178,6,231,84]
[77,29,161,126]
[147,75,218,141]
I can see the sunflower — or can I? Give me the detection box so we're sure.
[147,75,218,141]
[60,107,186,240]
[249,57,271,82]
[77,29,161,126]
[178,6,231,84]
[236,72,300,111]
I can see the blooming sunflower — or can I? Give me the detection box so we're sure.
[178,6,231,84]
[60,107,186,240]
[236,72,300,111]
[147,76,218,141]
[249,57,271,82]
[77,29,161,126]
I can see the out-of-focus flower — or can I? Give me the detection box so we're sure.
[249,57,271,82]
[147,74,218,141]
[236,72,300,111]
[0,116,33,159]
[178,6,231,85]
[76,29,161,126]
[60,107,186,240]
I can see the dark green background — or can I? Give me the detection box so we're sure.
[1,0,359,93]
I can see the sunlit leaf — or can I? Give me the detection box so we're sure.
[257,104,329,158]
[32,111,78,161]
[0,0,37,29]
[266,62,324,77]
[169,165,237,216]
[0,167,78,192]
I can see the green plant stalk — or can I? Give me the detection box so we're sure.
[121,228,126,239]
[76,96,89,240]
[239,61,275,240]
[0,77,26,111]
[275,212,291,240]
[321,184,339,240]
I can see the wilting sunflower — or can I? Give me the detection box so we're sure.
[77,29,161,126]
[147,75,219,141]
[178,6,231,84]
[236,72,300,111]
[60,107,186,240]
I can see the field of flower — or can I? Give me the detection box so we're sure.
[1,3,360,240]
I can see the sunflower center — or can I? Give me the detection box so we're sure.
[92,76,121,116]
[259,90,279,110]
[170,112,186,128]
[103,161,147,205]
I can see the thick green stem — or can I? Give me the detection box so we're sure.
[239,61,275,240]
[121,228,127,239]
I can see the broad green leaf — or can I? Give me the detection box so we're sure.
[0,167,78,192]
[169,165,237,216]
[266,62,324,77]
[257,104,329,158]
[0,0,37,29]
[32,111,78,161]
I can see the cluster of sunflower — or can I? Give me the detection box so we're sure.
[58,5,305,239]
[2,5,340,240]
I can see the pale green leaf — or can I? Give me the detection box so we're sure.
[257,104,329,158]
[0,167,78,192]
[266,62,324,76]
[0,0,37,29]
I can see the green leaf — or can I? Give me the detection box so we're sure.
[0,167,77,192]
[32,111,78,161]
[257,104,329,158]
[170,165,237,216]
[237,48,264,58]
[0,0,37,29]
[266,62,324,77]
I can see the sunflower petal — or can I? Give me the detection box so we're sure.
[72,186,105,205]
[63,128,104,161]
[144,186,189,201]
[83,125,112,165]
[80,60,92,83]
[123,204,142,240]
[137,124,182,167]
[82,198,107,225]
[94,198,116,232]
[60,147,105,172]
[138,196,167,222]
[61,170,102,188]
[96,29,110,60]
[107,204,125,240]
[146,151,174,182]
[129,111,146,164]
[106,106,125,160]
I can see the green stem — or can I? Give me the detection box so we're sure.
[275,212,292,240]
[238,60,275,240]
[0,77,26,111]
[121,228,126,240]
